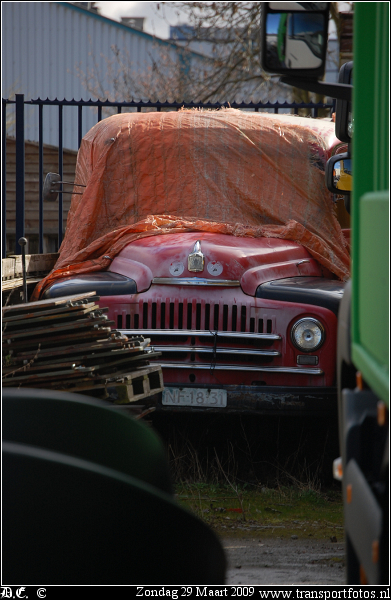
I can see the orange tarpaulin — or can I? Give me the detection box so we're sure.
[33,109,350,300]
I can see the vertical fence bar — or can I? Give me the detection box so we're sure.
[78,104,83,148]
[38,103,44,253]
[97,105,102,122]
[15,94,25,254]
[2,99,7,257]
[58,103,63,248]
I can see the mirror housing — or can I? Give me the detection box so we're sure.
[326,152,352,195]
[261,2,330,79]
[43,172,86,202]
[335,61,353,143]
[43,172,61,202]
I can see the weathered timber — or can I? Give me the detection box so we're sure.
[6,339,147,363]
[2,259,16,280]
[6,253,59,277]
[2,291,98,315]
[2,277,42,292]
[2,305,107,326]
[2,292,164,404]
[4,327,113,350]
[3,318,115,340]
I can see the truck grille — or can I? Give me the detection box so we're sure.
[112,299,285,370]
[110,296,323,377]
[115,300,274,334]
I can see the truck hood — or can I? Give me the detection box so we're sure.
[108,232,328,296]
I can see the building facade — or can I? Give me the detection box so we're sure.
[2,1,206,150]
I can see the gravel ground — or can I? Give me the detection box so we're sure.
[222,536,345,586]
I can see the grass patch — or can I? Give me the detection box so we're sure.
[151,412,340,491]
[175,482,343,540]
[151,412,343,540]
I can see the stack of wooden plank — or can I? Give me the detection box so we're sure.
[2,292,164,404]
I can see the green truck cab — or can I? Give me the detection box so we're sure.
[261,2,389,585]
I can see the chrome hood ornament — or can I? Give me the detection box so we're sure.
[188,240,205,272]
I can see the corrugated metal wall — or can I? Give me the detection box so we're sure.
[2,2,193,150]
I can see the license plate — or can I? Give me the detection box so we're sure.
[162,387,227,408]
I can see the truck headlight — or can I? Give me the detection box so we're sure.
[291,318,325,352]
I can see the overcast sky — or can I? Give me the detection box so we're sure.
[96,2,184,38]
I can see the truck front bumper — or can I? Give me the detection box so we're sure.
[135,385,337,416]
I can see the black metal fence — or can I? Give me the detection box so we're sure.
[2,95,334,258]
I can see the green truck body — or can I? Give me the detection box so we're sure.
[339,3,389,585]
[261,2,389,585]
[351,3,389,405]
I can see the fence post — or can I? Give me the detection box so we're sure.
[19,237,28,303]
[39,103,44,253]
[78,104,83,147]
[2,99,7,258]
[58,103,63,248]
[15,94,25,254]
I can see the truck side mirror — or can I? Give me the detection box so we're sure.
[260,2,329,79]
[326,153,352,195]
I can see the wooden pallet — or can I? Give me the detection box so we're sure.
[2,292,164,404]
[2,254,59,281]
[111,366,164,404]
[2,254,60,304]
[61,364,165,403]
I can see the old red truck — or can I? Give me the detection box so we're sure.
[37,109,350,414]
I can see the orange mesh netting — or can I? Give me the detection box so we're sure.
[32,109,350,300]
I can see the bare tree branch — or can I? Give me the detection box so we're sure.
[74,2,352,107]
